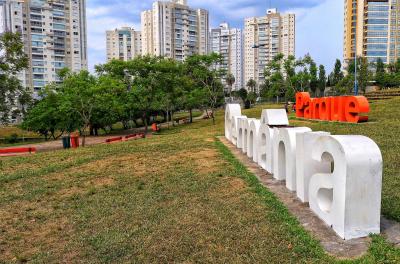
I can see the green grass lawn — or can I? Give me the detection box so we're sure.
[0,103,399,262]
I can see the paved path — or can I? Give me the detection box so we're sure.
[0,112,209,153]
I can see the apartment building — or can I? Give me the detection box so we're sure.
[141,0,209,61]
[211,22,243,91]
[106,27,142,62]
[0,0,88,94]
[244,8,295,92]
[344,0,400,64]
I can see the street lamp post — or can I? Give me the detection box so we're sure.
[354,24,358,96]
[252,43,268,98]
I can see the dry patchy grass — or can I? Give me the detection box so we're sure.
[0,101,400,263]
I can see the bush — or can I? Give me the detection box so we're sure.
[5,133,19,144]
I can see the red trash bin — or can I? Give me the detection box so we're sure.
[70,133,80,148]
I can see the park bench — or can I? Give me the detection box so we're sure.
[0,147,36,157]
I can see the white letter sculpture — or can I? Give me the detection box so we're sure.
[242,118,256,154]
[248,119,261,162]
[257,109,289,173]
[257,124,274,172]
[261,109,289,126]
[272,127,312,191]
[224,104,383,240]
[225,104,242,144]
[308,135,382,240]
[296,131,331,203]
[236,117,248,150]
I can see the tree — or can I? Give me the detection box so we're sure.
[342,57,372,94]
[246,79,257,93]
[358,57,372,94]
[21,87,70,140]
[318,65,326,97]
[185,53,225,125]
[263,53,323,102]
[309,61,318,96]
[0,32,29,124]
[375,58,385,87]
[133,56,164,133]
[331,59,344,86]
[237,88,248,104]
[247,91,257,106]
[59,70,97,146]
[225,73,236,98]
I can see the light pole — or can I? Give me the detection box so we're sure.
[354,24,358,95]
[252,43,267,97]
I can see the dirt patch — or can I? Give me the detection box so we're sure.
[45,154,149,182]
[172,148,224,175]
[0,201,75,262]
[87,177,115,188]
[58,186,85,198]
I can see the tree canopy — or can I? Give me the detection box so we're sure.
[0,32,30,124]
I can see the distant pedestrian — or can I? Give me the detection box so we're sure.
[284,102,289,113]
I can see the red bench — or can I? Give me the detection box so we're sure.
[105,137,123,144]
[125,134,138,140]
[0,147,37,157]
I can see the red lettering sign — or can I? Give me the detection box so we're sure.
[296,92,369,123]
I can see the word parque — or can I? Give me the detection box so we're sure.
[225,104,383,240]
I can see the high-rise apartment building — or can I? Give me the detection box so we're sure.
[211,22,243,91]
[344,0,400,64]
[244,8,295,92]
[106,27,142,62]
[141,0,209,61]
[0,0,87,94]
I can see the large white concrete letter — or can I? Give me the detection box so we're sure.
[257,124,275,173]
[232,115,246,146]
[225,104,242,143]
[261,109,289,126]
[272,127,312,191]
[236,117,248,150]
[248,119,261,162]
[309,135,383,240]
[242,118,256,154]
[296,131,331,203]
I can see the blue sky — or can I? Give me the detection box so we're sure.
[87,0,343,73]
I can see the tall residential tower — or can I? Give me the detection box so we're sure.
[106,27,142,62]
[344,0,400,64]
[0,0,88,94]
[244,8,295,91]
[141,0,209,61]
[211,23,243,91]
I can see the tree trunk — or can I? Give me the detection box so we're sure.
[82,124,88,147]
[143,113,148,138]
[211,108,215,125]
[189,109,193,123]
[166,109,170,129]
